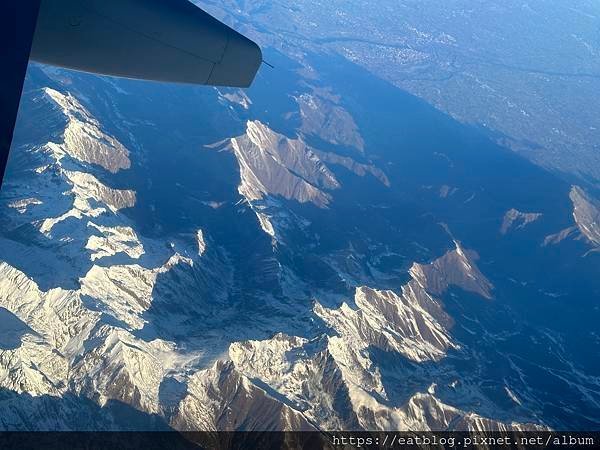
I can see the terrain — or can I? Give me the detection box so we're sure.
[0,0,599,435]
[202,0,600,188]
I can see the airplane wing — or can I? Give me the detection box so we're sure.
[1,0,262,188]
[30,0,263,87]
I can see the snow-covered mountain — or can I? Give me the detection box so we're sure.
[1,16,599,434]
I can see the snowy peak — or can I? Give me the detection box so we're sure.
[86,223,144,262]
[38,170,136,236]
[43,88,130,173]
[543,186,600,250]
[570,186,600,246]
[500,209,542,235]
[225,242,499,431]
[229,120,340,207]
[4,88,136,250]
[230,333,359,430]
[227,318,542,431]
[409,241,493,300]
[222,120,390,244]
[315,285,455,364]
[173,359,315,432]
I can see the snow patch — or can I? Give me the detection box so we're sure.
[86,223,144,261]
[196,230,206,256]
